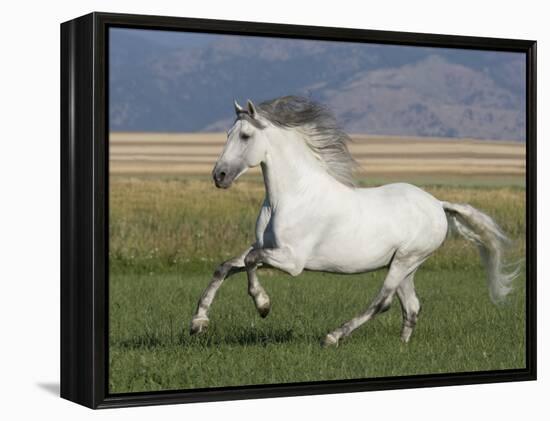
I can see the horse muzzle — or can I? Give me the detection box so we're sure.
[212,165,235,189]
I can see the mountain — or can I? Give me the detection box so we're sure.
[109,29,526,141]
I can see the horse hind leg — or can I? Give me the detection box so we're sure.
[396,272,421,343]
[322,261,404,346]
[322,257,420,347]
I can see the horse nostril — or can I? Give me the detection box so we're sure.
[219,171,226,181]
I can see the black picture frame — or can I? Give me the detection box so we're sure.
[60,11,537,409]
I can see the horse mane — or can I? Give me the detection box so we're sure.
[256,96,358,187]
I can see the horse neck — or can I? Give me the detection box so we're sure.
[261,129,338,208]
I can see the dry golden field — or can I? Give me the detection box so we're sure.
[109,132,526,179]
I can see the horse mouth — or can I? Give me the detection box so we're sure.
[214,179,233,189]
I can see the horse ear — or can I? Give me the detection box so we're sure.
[234,99,244,115]
[247,99,257,118]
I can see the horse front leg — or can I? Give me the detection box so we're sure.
[190,247,251,335]
[244,246,303,317]
[246,266,271,318]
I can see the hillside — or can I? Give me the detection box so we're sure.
[109,29,526,141]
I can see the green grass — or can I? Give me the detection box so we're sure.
[109,266,525,393]
[109,177,526,394]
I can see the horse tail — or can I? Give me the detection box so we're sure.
[441,201,520,304]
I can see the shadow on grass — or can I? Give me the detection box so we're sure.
[112,326,299,350]
[212,327,296,347]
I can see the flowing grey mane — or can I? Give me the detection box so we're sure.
[254,96,358,187]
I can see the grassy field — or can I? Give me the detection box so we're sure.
[109,176,526,394]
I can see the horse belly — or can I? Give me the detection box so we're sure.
[304,233,397,274]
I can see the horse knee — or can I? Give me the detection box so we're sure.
[244,249,262,268]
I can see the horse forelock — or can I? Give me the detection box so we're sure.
[235,111,265,129]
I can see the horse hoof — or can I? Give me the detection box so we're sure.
[258,303,271,318]
[321,333,339,348]
[255,294,271,318]
[190,317,209,335]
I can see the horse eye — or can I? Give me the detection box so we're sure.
[240,132,251,140]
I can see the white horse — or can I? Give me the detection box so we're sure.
[190,96,518,346]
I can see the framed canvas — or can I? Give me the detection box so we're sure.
[60,12,537,409]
